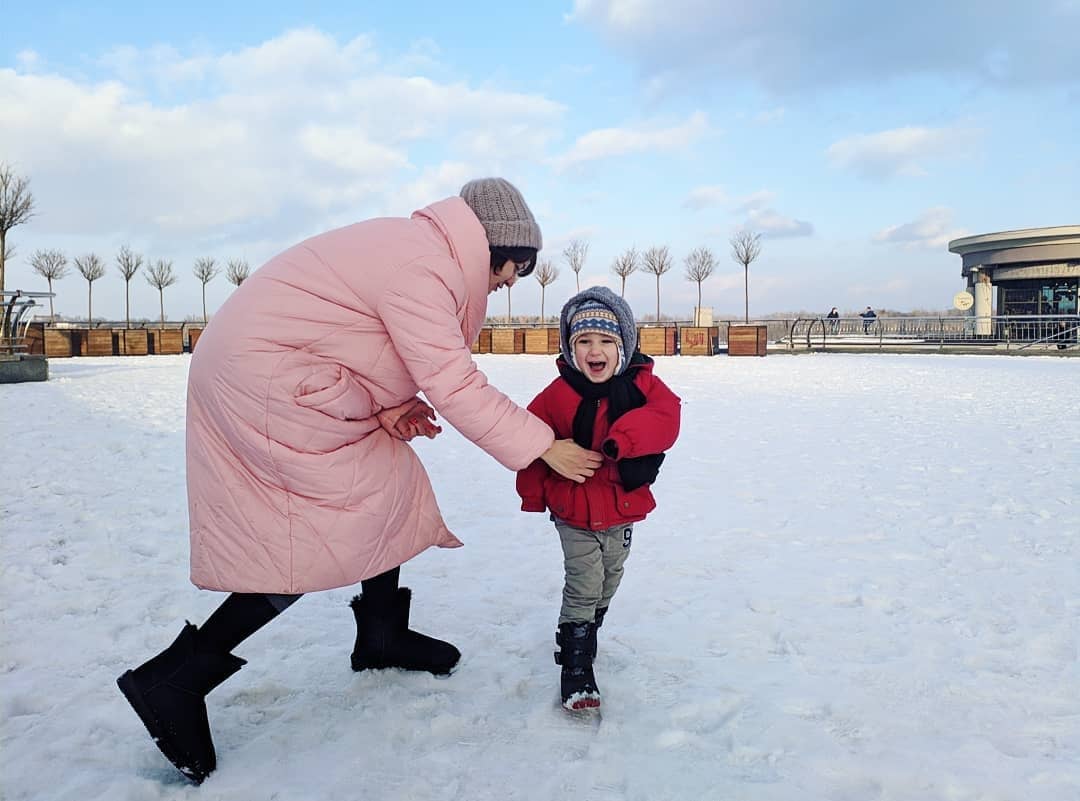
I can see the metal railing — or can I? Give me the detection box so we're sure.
[1,291,55,355]
[788,315,1080,351]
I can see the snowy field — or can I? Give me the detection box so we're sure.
[1,353,1077,801]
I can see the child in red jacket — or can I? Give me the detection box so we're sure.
[517,287,681,711]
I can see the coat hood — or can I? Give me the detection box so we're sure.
[559,286,638,375]
[412,196,492,349]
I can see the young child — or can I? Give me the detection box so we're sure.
[517,287,681,711]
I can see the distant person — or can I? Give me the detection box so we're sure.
[115,178,604,784]
[826,306,840,333]
[860,306,877,334]
[516,287,681,711]
[1055,319,1076,350]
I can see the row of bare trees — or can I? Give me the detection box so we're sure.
[505,233,764,323]
[6,163,764,326]
[28,247,251,326]
[2,164,253,326]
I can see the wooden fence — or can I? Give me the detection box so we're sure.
[27,322,767,359]
[25,323,202,357]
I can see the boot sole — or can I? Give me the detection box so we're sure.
[350,655,459,677]
[562,691,601,711]
[117,671,209,784]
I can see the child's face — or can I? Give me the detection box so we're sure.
[574,334,620,383]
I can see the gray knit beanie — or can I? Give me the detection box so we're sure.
[460,178,543,250]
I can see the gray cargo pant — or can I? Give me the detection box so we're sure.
[555,521,633,625]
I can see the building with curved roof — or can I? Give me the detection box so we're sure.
[948,226,1079,326]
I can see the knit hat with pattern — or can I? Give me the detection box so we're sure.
[459,178,543,250]
[560,287,637,376]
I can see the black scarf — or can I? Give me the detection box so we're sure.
[557,352,665,492]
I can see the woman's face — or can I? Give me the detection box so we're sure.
[489,260,518,295]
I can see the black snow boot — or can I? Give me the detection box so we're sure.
[589,607,608,659]
[117,623,245,784]
[349,587,460,676]
[555,621,600,711]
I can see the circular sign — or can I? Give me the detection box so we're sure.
[953,291,974,311]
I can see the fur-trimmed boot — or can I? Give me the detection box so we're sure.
[555,621,600,711]
[117,623,245,784]
[349,587,460,676]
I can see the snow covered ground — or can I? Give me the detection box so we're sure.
[1,353,1077,801]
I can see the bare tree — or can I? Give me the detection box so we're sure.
[730,229,762,323]
[641,246,673,322]
[534,259,560,321]
[226,258,250,287]
[30,249,68,321]
[0,163,36,293]
[193,257,220,323]
[506,282,513,323]
[146,259,177,329]
[611,247,638,298]
[684,247,717,325]
[562,238,589,293]
[115,245,144,329]
[74,253,106,324]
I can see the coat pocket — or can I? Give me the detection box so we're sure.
[294,366,374,421]
[542,475,586,523]
[613,483,655,519]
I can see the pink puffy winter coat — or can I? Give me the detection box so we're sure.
[186,197,555,593]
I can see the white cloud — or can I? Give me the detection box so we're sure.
[570,0,1080,92]
[733,190,776,213]
[0,29,569,320]
[686,185,813,238]
[15,49,40,72]
[393,162,477,217]
[874,207,968,250]
[746,208,814,238]
[299,126,410,174]
[698,189,811,239]
[551,111,708,172]
[682,185,727,210]
[0,30,565,244]
[827,125,979,179]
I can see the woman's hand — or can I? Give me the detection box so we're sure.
[540,439,603,483]
[398,399,442,440]
[377,398,442,441]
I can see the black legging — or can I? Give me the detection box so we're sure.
[198,567,400,654]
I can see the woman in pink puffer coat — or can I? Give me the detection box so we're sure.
[116,178,603,784]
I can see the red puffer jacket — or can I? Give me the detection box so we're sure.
[516,358,681,531]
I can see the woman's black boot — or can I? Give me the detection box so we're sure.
[117,623,245,784]
[349,588,461,676]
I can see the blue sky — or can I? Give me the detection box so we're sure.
[3,1,1078,322]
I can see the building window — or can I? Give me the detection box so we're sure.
[1000,278,1079,316]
